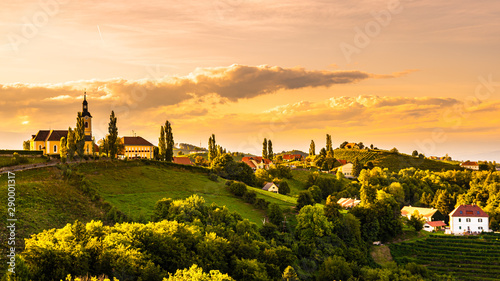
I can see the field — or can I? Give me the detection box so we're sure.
[78,161,295,224]
[390,234,500,280]
[0,155,47,168]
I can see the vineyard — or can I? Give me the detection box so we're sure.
[333,148,461,171]
[390,234,500,280]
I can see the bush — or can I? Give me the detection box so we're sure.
[208,173,219,182]
[243,191,257,204]
[229,182,247,197]
[255,198,270,210]
[278,181,290,195]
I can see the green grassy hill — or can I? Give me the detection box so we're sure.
[390,234,500,280]
[0,160,296,256]
[333,148,462,171]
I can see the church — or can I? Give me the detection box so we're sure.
[30,93,96,156]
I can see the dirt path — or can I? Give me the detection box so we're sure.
[0,159,102,174]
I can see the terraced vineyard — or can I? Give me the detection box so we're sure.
[390,234,500,280]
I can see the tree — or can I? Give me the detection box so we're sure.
[324,195,341,220]
[319,148,327,157]
[340,141,348,149]
[360,184,376,206]
[296,190,314,211]
[60,137,67,160]
[166,264,234,281]
[158,125,166,161]
[195,156,207,166]
[357,142,364,149]
[434,189,454,216]
[208,134,217,162]
[326,134,333,155]
[23,140,31,150]
[317,256,352,281]
[268,139,273,160]
[278,181,290,195]
[352,157,362,177]
[75,112,86,158]
[268,203,284,226]
[98,137,109,157]
[309,140,315,156]
[308,185,322,204]
[66,127,76,161]
[107,111,118,159]
[165,120,174,162]
[408,211,425,232]
[91,137,96,159]
[262,138,268,159]
[390,147,399,154]
[412,150,419,157]
[282,266,298,281]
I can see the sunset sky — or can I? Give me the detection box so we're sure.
[1,0,499,161]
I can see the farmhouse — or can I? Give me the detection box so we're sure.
[339,163,355,179]
[423,221,447,232]
[337,197,360,209]
[30,93,95,156]
[282,154,303,161]
[401,206,443,222]
[242,156,273,170]
[345,143,357,149]
[460,161,479,170]
[122,136,155,159]
[262,182,279,193]
[449,204,489,234]
[173,157,193,165]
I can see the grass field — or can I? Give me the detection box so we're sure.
[78,161,294,225]
[0,155,47,168]
[390,233,500,280]
[0,166,108,254]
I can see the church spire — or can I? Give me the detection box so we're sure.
[82,91,92,117]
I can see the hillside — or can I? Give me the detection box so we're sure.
[390,234,500,280]
[0,160,296,256]
[333,148,462,171]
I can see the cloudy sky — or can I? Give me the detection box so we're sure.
[1,0,499,160]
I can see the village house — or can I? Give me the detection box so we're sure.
[460,161,479,170]
[339,163,355,179]
[262,182,279,193]
[121,136,155,159]
[282,154,303,161]
[423,221,447,232]
[448,204,489,235]
[173,157,193,165]
[242,156,273,171]
[401,206,443,222]
[337,197,361,209]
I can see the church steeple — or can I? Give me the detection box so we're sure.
[82,92,92,137]
[82,91,92,117]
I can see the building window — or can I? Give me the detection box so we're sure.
[85,122,88,128]
[459,218,461,222]
[466,218,471,222]
[39,145,42,150]
[54,145,57,153]
[459,226,461,230]
[479,226,483,230]
[478,218,483,222]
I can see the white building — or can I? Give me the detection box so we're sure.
[460,161,479,170]
[423,221,446,232]
[262,182,279,193]
[401,206,439,222]
[449,205,489,235]
[339,163,355,179]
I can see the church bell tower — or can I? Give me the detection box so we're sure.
[82,92,92,137]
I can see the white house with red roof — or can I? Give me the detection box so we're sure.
[460,161,479,170]
[449,205,489,234]
[242,156,273,171]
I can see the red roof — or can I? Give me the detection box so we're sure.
[460,161,478,166]
[123,136,154,146]
[449,205,488,217]
[283,154,302,160]
[337,159,348,165]
[173,157,193,165]
[243,160,256,168]
[426,221,446,227]
[242,156,272,164]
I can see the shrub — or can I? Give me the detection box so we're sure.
[243,191,257,204]
[255,198,270,210]
[229,182,247,197]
